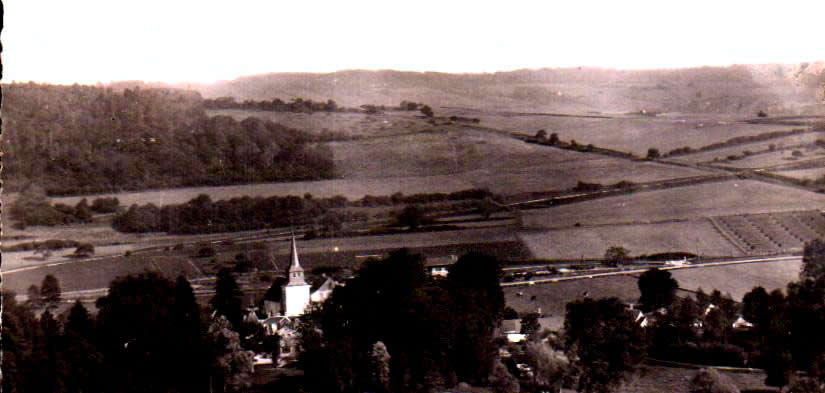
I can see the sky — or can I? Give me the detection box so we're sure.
[4,0,825,85]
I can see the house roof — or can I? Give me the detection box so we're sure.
[424,255,458,267]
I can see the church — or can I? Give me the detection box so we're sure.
[254,235,338,336]
[282,234,312,317]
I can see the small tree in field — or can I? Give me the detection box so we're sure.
[646,148,661,160]
[604,246,630,266]
[41,274,62,306]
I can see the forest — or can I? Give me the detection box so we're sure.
[2,83,334,195]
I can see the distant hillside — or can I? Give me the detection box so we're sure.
[182,63,825,115]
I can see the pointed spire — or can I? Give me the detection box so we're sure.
[290,233,301,269]
[287,233,307,286]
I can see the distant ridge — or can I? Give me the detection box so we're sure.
[102,63,824,114]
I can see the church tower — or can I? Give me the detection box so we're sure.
[282,235,311,317]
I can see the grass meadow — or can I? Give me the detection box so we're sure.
[520,219,743,260]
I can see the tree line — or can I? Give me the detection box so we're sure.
[3,83,334,196]
[204,96,339,113]
[111,189,493,234]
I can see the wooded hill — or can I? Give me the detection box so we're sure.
[2,83,334,195]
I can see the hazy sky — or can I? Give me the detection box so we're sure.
[5,0,824,84]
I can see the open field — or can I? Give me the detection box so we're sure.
[331,128,710,194]
[772,166,825,180]
[521,180,825,229]
[505,274,639,316]
[520,219,744,260]
[669,131,825,164]
[465,112,800,156]
[670,258,802,300]
[207,109,429,138]
[2,255,204,295]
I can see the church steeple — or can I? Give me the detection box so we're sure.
[283,234,311,317]
[287,234,307,286]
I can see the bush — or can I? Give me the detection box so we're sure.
[74,243,95,256]
[198,247,216,258]
[91,197,121,213]
[689,368,740,393]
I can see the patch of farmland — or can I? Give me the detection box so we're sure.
[2,255,204,295]
[264,227,521,258]
[331,128,710,195]
[713,211,825,255]
[771,165,825,180]
[669,131,825,164]
[519,219,743,260]
[670,258,802,301]
[504,274,640,316]
[714,146,825,169]
[207,109,429,138]
[261,240,532,274]
[521,180,825,229]
[472,113,798,156]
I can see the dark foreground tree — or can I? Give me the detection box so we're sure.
[299,250,504,393]
[447,252,505,383]
[212,268,244,328]
[96,272,210,393]
[637,268,678,312]
[565,297,646,393]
